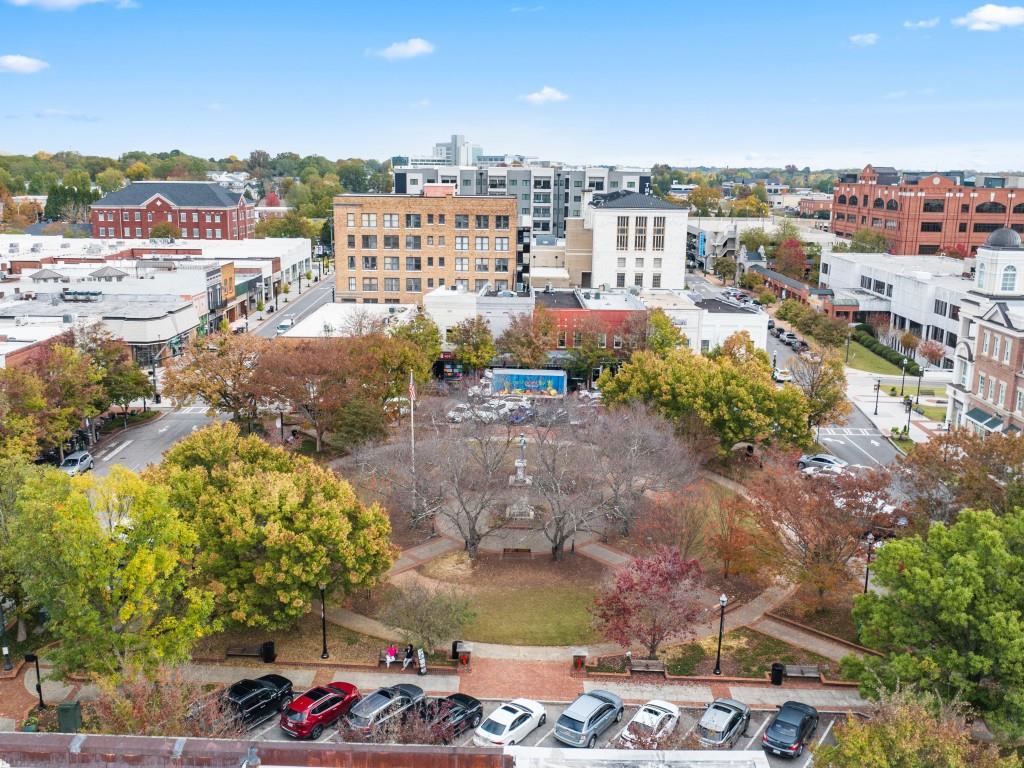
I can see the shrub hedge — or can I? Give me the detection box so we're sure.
[852,330,921,376]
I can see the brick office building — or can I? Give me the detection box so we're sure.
[832,164,1024,255]
[533,287,647,355]
[333,186,521,304]
[90,181,256,240]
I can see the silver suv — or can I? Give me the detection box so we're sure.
[697,698,750,749]
[554,690,624,748]
[344,684,423,740]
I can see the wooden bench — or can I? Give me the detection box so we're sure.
[501,547,533,559]
[783,664,822,679]
[629,659,666,674]
[226,641,275,663]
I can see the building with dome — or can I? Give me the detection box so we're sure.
[947,227,1024,431]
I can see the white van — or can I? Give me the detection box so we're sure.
[275,316,295,335]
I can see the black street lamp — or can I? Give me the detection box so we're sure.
[278,407,286,442]
[713,593,728,676]
[319,583,329,660]
[906,395,914,434]
[845,332,852,363]
[24,653,45,709]
[915,369,924,405]
[873,378,881,416]
[863,533,876,594]
[0,598,12,671]
[900,358,908,396]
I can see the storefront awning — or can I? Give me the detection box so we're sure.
[965,406,1004,431]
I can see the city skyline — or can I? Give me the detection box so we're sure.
[1,0,1023,169]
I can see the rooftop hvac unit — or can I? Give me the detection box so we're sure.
[388,306,396,314]
[60,242,70,249]
[593,291,601,299]
[30,243,42,252]
[62,314,75,324]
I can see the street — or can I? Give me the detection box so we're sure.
[93,408,221,476]
[252,276,336,339]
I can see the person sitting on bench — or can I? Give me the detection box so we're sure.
[402,643,415,670]
[385,644,397,668]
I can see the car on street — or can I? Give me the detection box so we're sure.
[473,698,546,747]
[762,701,819,758]
[554,690,624,748]
[615,699,680,749]
[768,319,776,330]
[59,450,94,476]
[280,682,360,740]
[223,674,293,729]
[792,340,810,353]
[771,326,786,338]
[781,332,799,346]
[772,368,793,383]
[696,698,751,749]
[418,694,483,742]
[797,453,849,471]
[343,684,424,740]
[275,316,295,335]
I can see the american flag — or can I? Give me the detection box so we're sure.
[408,370,416,403]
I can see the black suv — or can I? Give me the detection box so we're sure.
[223,674,293,729]
[762,701,818,758]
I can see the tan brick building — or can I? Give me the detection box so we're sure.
[333,187,518,304]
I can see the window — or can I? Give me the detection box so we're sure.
[383,235,399,249]
[652,273,661,288]
[652,216,665,251]
[405,213,421,228]
[438,214,445,225]
[122,211,130,221]
[495,258,509,272]
[455,214,469,229]
[557,331,566,349]
[837,195,847,205]
[427,278,434,288]
[885,219,898,230]
[384,256,399,270]
[361,213,377,227]
[475,258,489,271]
[405,256,421,271]
[616,216,629,250]
[362,278,379,291]
[1002,265,1017,292]
[873,279,885,294]
[348,277,356,291]
[934,299,948,316]
[192,228,199,238]
[146,212,153,222]
[204,213,211,223]
[438,236,445,246]
[922,199,944,213]
[947,331,958,347]
[495,237,509,251]
[1005,338,1013,364]
[886,283,894,297]
[362,255,378,270]
[454,279,468,290]
[950,304,960,320]
[975,223,1003,233]
[384,278,400,292]
[383,214,399,228]
[475,215,489,229]
[574,180,583,188]
[438,256,445,266]
[616,257,627,268]
[873,197,884,209]
[455,236,469,250]
[136,227,143,237]
[872,218,883,228]
[192,212,199,223]
[427,236,434,246]
[977,201,1007,214]
[613,335,623,349]
[474,279,489,291]
[921,222,942,232]
[634,273,643,287]
[495,215,509,230]
[978,372,986,395]
[634,216,648,250]
[215,229,222,239]
[346,234,356,249]
[98,227,105,237]
[999,380,1007,407]
[598,333,608,348]
[475,236,489,251]
[362,235,378,249]
[180,228,188,238]
[978,262,987,288]
[849,195,859,206]
[860,275,872,289]
[133,211,141,221]
[886,199,899,211]
[983,331,991,355]
[455,257,469,272]
[632,257,643,268]
[405,235,421,250]
[616,273,626,288]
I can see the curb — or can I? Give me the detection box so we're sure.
[94,410,167,445]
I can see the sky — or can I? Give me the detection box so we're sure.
[1,0,1023,170]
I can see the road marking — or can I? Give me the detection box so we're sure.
[250,719,281,740]
[158,426,169,433]
[102,440,133,461]
[743,716,769,749]
[842,435,884,465]
[820,437,844,445]
[870,439,880,446]
[814,717,836,748]
[531,725,555,746]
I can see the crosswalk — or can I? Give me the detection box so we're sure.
[176,406,209,414]
[817,427,881,437]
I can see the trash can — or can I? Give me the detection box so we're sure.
[451,640,461,661]
[57,700,82,733]
[770,662,785,686]
[260,641,276,663]
[570,647,588,672]
[456,641,473,667]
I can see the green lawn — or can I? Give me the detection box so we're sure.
[462,583,600,646]
[891,436,916,453]
[844,342,902,375]
[664,627,840,678]
[915,404,947,421]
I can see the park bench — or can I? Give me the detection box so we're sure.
[783,664,822,679]
[501,547,533,559]
[629,659,666,674]
[226,641,276,663]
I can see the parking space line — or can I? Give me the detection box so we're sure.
[815,717,836,748]
[249,719,281,740]
[529,726,555,747]
[743,716,769,749]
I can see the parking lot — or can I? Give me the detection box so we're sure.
[248,698,841,767]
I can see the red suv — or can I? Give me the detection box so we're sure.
[279,682,360,739]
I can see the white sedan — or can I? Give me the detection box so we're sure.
[473,698,547,747]
[615,699,680,749]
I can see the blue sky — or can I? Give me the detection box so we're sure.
[1,0,1023,170]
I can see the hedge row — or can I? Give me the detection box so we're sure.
[853,330,922,376]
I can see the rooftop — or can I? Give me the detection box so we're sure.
[696,297,763,315]
[589,191,683,210]
[284,302,417,338]
[534,290,582,309]
[93,181,247,208]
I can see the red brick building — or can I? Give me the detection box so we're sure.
[534,288,647,354]
[90,181,255,240]
[832,164,1024,255]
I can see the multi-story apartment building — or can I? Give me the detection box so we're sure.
[392,164,651,237]
[91,181,256,240]
[333,186,520,304]
[831,164,1024,255]
[392,134,482,168]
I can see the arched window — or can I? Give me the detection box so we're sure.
[1002,265,1017,292]
[978,262,987,288]
[837,194,847,205]
[873,197,885,208]
[886,199,899,211]
[1013,203,1024,214]
[849,195,859,206]
[977,201,1007,214]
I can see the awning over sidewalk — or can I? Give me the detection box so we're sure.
[965,406,1004,431]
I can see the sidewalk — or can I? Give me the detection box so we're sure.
[844,367,951,444]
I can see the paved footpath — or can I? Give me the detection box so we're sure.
[749,616,864,662]
[386,535,462,577]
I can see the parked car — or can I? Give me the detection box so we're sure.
[797,453,848,471]
[275,316,295,335]
[781,332,799,346]
[792,340,810,353]
[615,699,680,749]
[762,701,818,758]
[280,682,359,740]
[767,318,776,330]
[772,368,793,383]
[447,404,472,423]
[418,694,483,742]
[223,674,293,729]
[473,698,546,747]
[508,407,536,425]
[696,698,750,749]
[554,690,624,748]
[344,684,424,740]
[59,450,94,476]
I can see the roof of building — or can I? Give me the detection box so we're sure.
[284,302,417,339]
[94,181,246,208]
[89,266,129,278]
[696,297,762,315]
[748,265,807,293]
[985,227,1022,249]
[27,268,66,280]
[589,191,682,210]
[534,290,583,309]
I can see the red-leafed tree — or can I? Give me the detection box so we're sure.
[917,339,945,367]
[774,238,806,279]
[592,547,706,658]
[264,191,281,207]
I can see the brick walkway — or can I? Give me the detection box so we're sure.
[459,659,582,702]
[576,541,631,568]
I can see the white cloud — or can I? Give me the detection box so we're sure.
[0,54,49,73]
[849,32,879,46]
[954,4,1024,30]
[372,37,435,60]
[7,0,134,8]
[34,107,95,121]
[522,85,568,104]
[903,17,940,28]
